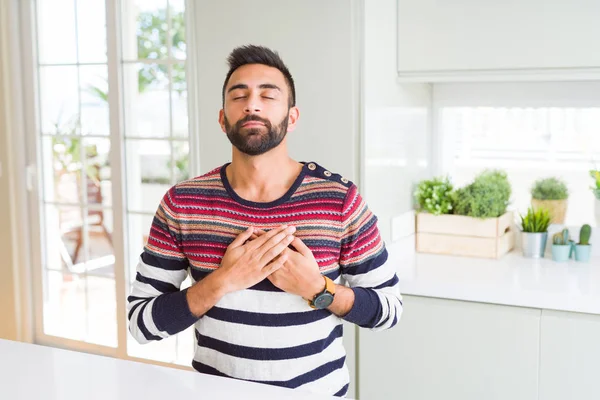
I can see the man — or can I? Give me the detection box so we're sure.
[127,45,402,398]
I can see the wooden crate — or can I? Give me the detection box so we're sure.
[415,211,515,259]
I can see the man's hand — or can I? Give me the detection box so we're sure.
[270,238,325,300]
[256,232,324,300]
[214,225,296,295]
[187,225,295,316]
[252,229,355,316]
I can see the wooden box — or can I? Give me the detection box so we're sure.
[415,211,515,259]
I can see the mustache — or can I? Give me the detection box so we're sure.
[236,114,271,127]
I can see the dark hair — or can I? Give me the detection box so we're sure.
[222,45,296,108]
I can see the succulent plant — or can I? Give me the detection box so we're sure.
[579,224,592,245]
[552,228,570,245]
[520,207,551,233]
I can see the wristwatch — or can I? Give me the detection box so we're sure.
[308,276,335,309]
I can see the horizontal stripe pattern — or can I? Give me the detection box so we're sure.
[127,161,402,397]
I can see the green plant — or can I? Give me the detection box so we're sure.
[579,224,592,245]
[453,169,512,218]
[590,169,600,200]
[414,176,454,216]
[552,228,570,245]
[520,206,551,233]
[531,177,569,200]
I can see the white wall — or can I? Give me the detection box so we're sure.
[363,0,432,243]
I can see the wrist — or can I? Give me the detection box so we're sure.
[305,275,326,300]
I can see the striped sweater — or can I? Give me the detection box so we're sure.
[127,161,403,398]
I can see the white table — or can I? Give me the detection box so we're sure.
[0,339,340,400]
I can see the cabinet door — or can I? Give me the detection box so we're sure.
[397,0,600,78]
[359,295,540,400]
[539,310,600,400]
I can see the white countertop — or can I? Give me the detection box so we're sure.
[0,340,340,400]
[389,238,600,315]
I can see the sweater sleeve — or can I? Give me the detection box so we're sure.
[127,188,199,344]
[338,185,403,331]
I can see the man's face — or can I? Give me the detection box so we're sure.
[219,64,299,156]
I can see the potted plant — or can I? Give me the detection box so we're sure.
[530,177,568,224]
[414,170,515,259]
[574,224,592,262]
[590,169,600,227]
[453,169,512,219]
[414,176,454,216]
[551,228,571,262]
[520,206,551,258]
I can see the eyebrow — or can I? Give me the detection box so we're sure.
[227,83,282,93]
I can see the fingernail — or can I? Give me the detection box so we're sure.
[287,226,296,233]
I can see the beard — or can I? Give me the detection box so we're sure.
[224,113,289,156]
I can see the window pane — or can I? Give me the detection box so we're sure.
[82,137,112,207]
[172,64,188,137]
[86,276,117,347]
[170,0,186,60]
[42,136,82,204]
[80,66,110,135]
[36,0,77,64]
[125,139,172,213]
[43,270,87,341]
[173,141,189,182]
[441,106,600,226]
[40,66,79,134]
[126,213,155,284]
[43,205,83,271]
[121,0,168,61]
[123,63,170,137]
[76,0,107,63]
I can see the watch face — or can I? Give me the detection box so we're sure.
[314,293,334,309]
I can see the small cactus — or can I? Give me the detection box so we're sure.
[579,224,592,245]
[553,232,563,245]
[562,228,569,244]
[552,228,570,245]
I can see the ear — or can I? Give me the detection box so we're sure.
[286,106,300,133]
[218,109,226,133]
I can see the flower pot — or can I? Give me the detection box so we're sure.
[574,244,592,262]
[521,232,548,258]
[551,245,571,262]
[531,198,567,225]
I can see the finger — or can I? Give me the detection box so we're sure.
[263,252,287,276]
[255,225,295,253]
[289,236,315,259]
[228,226,254,248]
[250,229,267,240]
[246,225,291,251]
[258,233,295,265]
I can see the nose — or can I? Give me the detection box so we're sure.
[243,94,262,114]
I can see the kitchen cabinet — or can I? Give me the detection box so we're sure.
[359,295,540,400]
[539,310,600,400]
[396,0,600,82]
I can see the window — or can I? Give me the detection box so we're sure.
[33,0,193,366]
[434,82,600,227]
